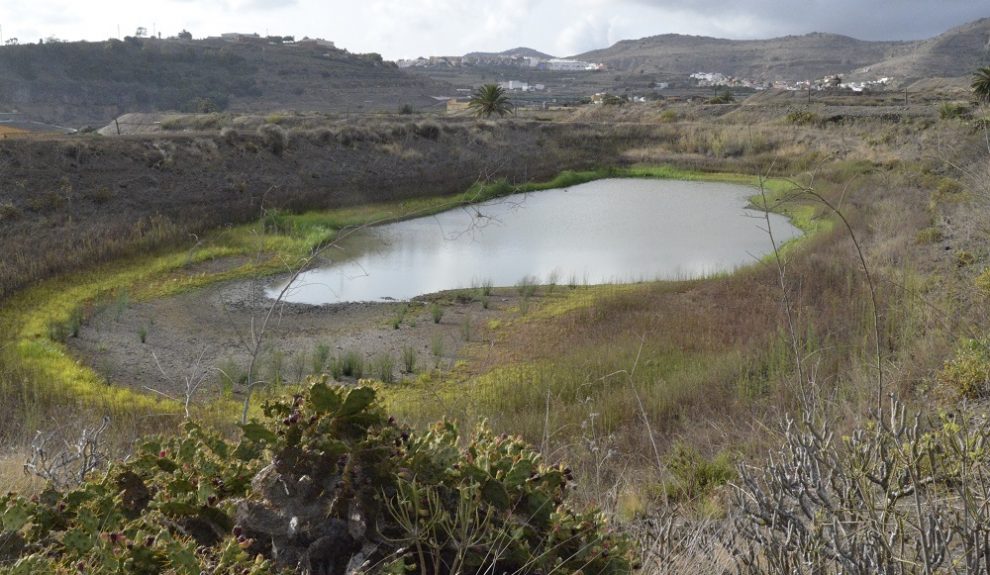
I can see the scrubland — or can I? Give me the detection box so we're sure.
[2,96,990,573]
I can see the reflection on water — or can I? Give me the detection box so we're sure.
[268,178,802,304]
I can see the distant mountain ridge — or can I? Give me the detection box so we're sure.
[573,32,909,82]
[847,18,990,82]
[464,47,556,60]
[571,19,990,84]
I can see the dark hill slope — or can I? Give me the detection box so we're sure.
[0,38,450,126]
[848,18,990,82]
[575,32,910,81]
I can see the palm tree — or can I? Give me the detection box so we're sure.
[467,84,513,118]
[972,67,990,104]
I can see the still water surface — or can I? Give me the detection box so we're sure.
[268,178,801,304]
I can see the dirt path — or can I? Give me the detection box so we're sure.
[68,273,514,402]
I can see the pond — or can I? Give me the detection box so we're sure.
[267,178,802,304]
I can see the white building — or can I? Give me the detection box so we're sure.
[499,80,530,91]
[546,59,602,71]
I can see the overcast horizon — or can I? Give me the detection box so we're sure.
[0,1,986,60]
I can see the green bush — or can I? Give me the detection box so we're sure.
[401,345,417,374]
[785,110,820,126]
[257,124,288,156]
[916,226,943,244]
[0,383,633,574]
[261,209,290,234]
[939,102,970,120]
[0,201,22,221]
[312,342,331,374]
[707,90,735,104]
[938,338,990,398]
[956,250,976,268]
[430,302,444,324]
[660,441,735,502]
[977,268,990,297]
[340,350,364,378]
[375,353,396,383]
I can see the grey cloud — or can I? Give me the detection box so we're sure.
[624,0,988,40]
[164,0,297,10]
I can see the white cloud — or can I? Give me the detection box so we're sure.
[555,14,611,55]
[0,0,985,58]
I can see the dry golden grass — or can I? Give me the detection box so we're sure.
[0,451,43,495]
[3,101,989,520]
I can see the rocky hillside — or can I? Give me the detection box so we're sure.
[0,37,451,127]
[572,18,990,85]
[847,18,990,83]
[574,33,909,81]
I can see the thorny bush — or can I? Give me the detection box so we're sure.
[734,396,990,575]
[0,380,632,574]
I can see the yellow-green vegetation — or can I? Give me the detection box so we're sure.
[1,166,809,436]
[0,195,480,433]
[938,338,990,399]
[977,268,990,297]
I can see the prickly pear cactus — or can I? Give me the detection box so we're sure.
[1,379,632,574]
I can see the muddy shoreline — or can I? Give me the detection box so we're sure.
[68,268,514,400]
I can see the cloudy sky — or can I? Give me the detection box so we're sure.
[0,1,985,59]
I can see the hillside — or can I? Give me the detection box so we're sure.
[574,32,910,81]
[848,17,990,83]
[0,37,451,126]
[572,19,990,86]
[464,46,557,60]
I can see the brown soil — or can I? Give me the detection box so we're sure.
[67,270,514,401]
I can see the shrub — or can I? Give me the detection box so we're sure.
[977,268,990,297]
[938,338,990,398]
[430,302,444,324]
[392,304,407,329]
[516,275,538,298]
[375,353,395,383]
[312,342,331,374]
[220,126,240,145]
[939,101,970,120]
[937,177,964,196]
[329,356,344,380]
[736,397,990,574]
[915,226,943,244]
[707,90,735,104]
[257,124,288,156]
[0,383,633,575]
[955,250,976,267]
[27,190,65,212]
[431,335,445,367]
[401,345,416,374]
[261,209,290,234]
[661,441,735,502]
[85,186,114,204]
[340,350,364,378]
[414,122,441,140]
[785,110,819,125]
[0,201,21,221]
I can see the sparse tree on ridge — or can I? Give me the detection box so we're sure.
[972,67,990,104]
[467,83,513,118]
